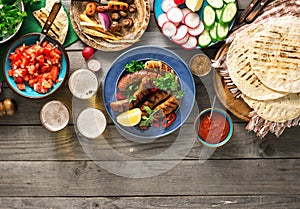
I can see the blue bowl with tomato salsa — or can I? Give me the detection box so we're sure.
[194,108,233,147]
[2,33,69,99]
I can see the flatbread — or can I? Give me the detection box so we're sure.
[242,93,300,122]
[250,16,300,93]
[226,25,287,100]
[33,0,69,44]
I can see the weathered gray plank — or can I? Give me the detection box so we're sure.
[0,122,299,161]
[0,159,299,196]
[0,195,299,209]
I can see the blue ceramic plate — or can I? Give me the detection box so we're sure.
[154,0,237,49]
[103,46,195,139]
[3,33,69,99]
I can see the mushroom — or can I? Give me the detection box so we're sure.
[0,103,5,117]
[111,12,121,21]
[119,10,128,18]
[0,98,17,117]
[110,21,122,32]
[122,18,133,28]
[3,98,17,116]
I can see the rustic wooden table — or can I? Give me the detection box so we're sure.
[0,0,299,208]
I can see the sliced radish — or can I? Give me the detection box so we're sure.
[161,0,177,13]
[173,34,189,44]
[182,36,197,50]
[167,7,183,24]
[181,8,192,17]
[181,9,192,24]
[173,24,188,41]
[185,12,200,29]
[162,21,177,37]
[158,13,169,27]
[188,21,204,36]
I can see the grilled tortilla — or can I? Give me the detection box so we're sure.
[226,25,287,100]
[250,16,300,93]
[33,0,69,44]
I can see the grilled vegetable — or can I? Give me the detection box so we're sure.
[85,2,97,16]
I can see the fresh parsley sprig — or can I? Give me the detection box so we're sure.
[154,73,185,99]
[140,106,159,127]
[125,60,145,73]
[126,83,138,103]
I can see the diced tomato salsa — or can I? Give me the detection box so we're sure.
[8,40,62,94]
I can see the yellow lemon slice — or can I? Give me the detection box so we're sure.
[116,108,142,127]
[185,0,203,12]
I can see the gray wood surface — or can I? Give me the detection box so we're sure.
[0,0,299,208]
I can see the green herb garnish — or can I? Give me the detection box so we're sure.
[125,60,145,73]
[0,0,39,39]
[139,106,158,127]
[126,83,139,103]
[154,73,185,99]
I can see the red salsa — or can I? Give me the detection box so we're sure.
[198,112,230,144]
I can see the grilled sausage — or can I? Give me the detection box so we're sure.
[118,70,160,91]
[154,95,179,118]
[108,1,129,11]
[110,99,132,113]
[141,90,170,111]
[111,77,155,112]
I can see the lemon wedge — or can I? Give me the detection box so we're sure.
[116,108,142,127]
[185,0,204,12]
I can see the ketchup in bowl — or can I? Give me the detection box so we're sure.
[194,108,233,147]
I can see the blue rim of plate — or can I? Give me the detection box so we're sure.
[3,33,69,99]
[153,0,238,49]
[103,46,196,139]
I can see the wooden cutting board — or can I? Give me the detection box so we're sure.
[212,44,252,122]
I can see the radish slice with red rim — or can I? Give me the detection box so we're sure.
[188,21,204,36]
[162,21,177,37]
[167,7,183,24]
[185,12,200,29]
[181,8,192,24]
[182,36,197,49]
[158,13,169,27]
[161,0,177,13]
[181,8,192,18]
[173,34,190,44]
[173,24,188,41]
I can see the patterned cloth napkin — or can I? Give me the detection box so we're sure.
[0,0,78,81]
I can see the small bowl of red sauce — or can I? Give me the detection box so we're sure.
[194,108,233,147]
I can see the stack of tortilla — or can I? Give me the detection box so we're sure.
[226,16,300,124]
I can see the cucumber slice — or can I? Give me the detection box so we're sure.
[224,0,235,3]
[203,5,215,29]
[198,29,211,48]
[216,22,229,41]
[220,3,237,24]
[215,8,222,20]
[207,0,224,9]
[209,23,217,42]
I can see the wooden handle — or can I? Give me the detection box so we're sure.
[238,0,260,24]
[41,2,62,35]
[245,0,269,23]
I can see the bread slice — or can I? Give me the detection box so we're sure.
[33,0,68,44]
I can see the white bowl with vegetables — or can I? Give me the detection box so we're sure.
[0,0,25,44]
[154,0,238,49]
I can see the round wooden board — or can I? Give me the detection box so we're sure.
[212,44,252,122]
